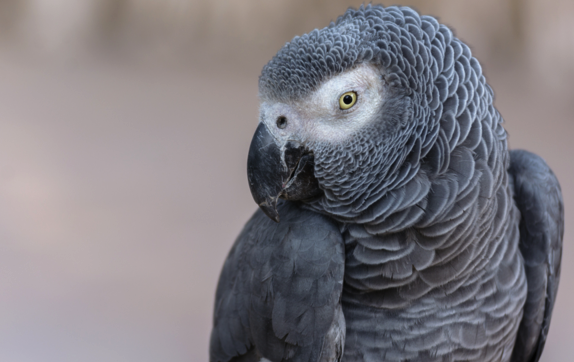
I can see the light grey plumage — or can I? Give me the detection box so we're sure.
[210,5,563,362]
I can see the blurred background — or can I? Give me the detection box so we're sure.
[0,1,572,361]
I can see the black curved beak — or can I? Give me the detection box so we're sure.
[247,123,320,222]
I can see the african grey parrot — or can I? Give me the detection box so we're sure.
[209,5,563,362]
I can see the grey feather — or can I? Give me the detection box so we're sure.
[210,201,345,362]
[508,150,563,362]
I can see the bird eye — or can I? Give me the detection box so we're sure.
[339,91,357,110]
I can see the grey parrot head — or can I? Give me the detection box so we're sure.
[248,5,485,222]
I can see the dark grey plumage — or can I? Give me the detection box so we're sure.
[508,150,563,362]
[210,201,345,362]
[210,5,563,362]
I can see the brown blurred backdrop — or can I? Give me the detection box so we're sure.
[0,1,572,361]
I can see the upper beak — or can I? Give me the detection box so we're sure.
[246,123,320,222]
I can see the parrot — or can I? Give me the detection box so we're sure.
[209,5,563,362]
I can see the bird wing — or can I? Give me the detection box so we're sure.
[209,201,346,362]
[508,150,564,362]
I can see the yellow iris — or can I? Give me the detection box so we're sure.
[339,91,357,110]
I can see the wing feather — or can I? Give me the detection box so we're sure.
[210,201,346,362]
[508,150,564,362]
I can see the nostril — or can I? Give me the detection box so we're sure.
[276,116,287,129]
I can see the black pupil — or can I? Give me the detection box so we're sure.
[343,95,353,104]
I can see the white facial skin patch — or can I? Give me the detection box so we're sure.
[259,63,386,145]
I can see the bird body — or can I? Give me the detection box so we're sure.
[210,5,563,362]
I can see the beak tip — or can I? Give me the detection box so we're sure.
[259,200,280,223]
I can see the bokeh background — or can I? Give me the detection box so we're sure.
[0,1,572,361]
